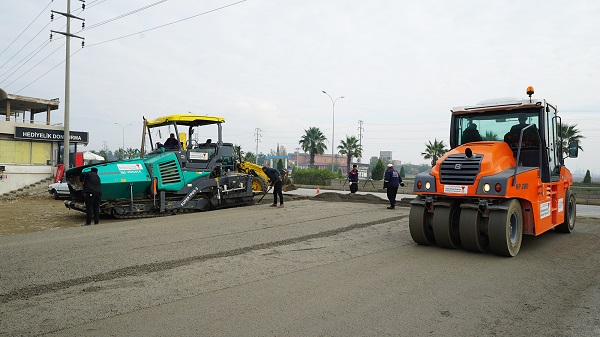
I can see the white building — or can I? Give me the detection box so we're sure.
[0,88,88,195]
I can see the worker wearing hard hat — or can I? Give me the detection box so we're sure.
[383,164,404,209]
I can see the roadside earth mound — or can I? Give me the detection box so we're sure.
[311,192,388,204]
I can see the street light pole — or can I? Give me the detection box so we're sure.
[322,91,344,172]
[114,123,132,150]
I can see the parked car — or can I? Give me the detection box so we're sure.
[48,182,70,199]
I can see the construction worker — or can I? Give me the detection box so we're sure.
[462,122,483,144]
[80,167,102,225]
[164,133,179,149]
[262,166,284,208]
[348,164,359,193]
[383,164,404,209]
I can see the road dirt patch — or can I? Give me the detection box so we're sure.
[0,195,115,236]
[313,192,387,204]
[312,191,412,206]
[0,193,384,237]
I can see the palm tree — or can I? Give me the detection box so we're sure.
[337,135,363,173]
[114,148,126,160]
[299,127,327,168]
[124,148,140,159]
[559,123,584,157]
[421,138,448,167]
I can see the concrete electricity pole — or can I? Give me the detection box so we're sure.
[51,0,85,168]
[357,120,364,163]
[254,128,262,164]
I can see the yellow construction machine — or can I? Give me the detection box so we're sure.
[235,157,296,193]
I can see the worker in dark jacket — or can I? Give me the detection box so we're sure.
[262,166,284,208]
[462,122,483,144]
[348,164,359,194]
[80,167,102,225]
[383,164,404,209]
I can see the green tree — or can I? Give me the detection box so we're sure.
[399,166,405,178]
[268,145,287,156]
[244,151,256,163]
[114,148,126,160]
[233,144,243,159]
[559,123,584,157]
[337,135,363,173]
[421,138,448,167]
[583,170,592,184]
[277,159,284,171]
[299,127,327,168]
[371,159,385,180]
[483,131,499,141]
[124,148,140,159]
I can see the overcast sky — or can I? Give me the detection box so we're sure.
[2,0,599,175]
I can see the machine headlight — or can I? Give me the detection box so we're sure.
[425,182,431,190]
[483,183,490,192]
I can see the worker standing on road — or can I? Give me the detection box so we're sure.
[262,166,284,208]
[80,167,102,225]
[383,164,404,209]
[348,164,359,194]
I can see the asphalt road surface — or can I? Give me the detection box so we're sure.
[1,199,599,336]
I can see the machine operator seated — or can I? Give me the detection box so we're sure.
[503,115,539,148]
[461,122,483,144]
[163,133,180,150]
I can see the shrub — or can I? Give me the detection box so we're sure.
[371,159,385,180]
[292,168,337,186]
[583,170,592,184]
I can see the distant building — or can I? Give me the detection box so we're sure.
[380,151,392,162]
[292,151,349,173]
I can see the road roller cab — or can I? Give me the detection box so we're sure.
[409,87,579,256]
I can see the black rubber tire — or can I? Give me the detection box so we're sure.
[53,190,60,200]
[488,199,523,257]
[409,204,435,245]
[556,189,576,233]
[252,176,269,193]
[432,203,461,249]
[459,208,489,253]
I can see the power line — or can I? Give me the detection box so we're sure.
[6,41,66,91]
[11,0,249,93]
[86,0,248,48]
[83,0,168,31]
[0,9,84,83]
[0,0,53,58]
[0,25,48,80]
[0,18,52,73]
[0,40,52,87]
[86,0,111,10]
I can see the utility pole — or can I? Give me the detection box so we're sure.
[51,0,85,169]
[254,128,262,164]
[357,120,364,163]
